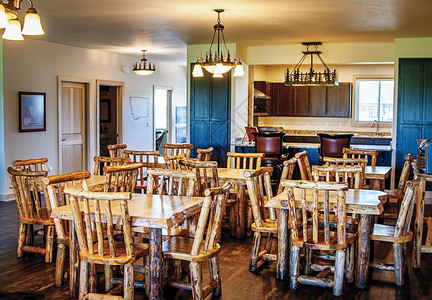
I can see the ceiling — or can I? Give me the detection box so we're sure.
[17,0,432,62]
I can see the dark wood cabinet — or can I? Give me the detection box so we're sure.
[256,81,352,118]
[308,86,327,116]
[326,83,352,117]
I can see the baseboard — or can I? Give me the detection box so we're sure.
[0,194,15,202]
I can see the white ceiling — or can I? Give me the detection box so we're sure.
[18,0,432,62]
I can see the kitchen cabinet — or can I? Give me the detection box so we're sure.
[256,81,352,117]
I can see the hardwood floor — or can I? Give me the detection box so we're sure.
[0,200,432,299]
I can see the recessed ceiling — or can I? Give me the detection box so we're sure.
[14,0,432,62]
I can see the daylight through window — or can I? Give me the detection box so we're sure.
[355,79,394,123]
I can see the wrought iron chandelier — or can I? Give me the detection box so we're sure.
[133,50,155,76]
[0,0,44,41]
[285,42,338,86]
[192,9,244,78]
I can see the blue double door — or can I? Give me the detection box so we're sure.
[190,67,231,167]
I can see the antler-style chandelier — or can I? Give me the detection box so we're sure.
[133,50,155,76]
[192,9,244,78]
[285,42,338,86]
[0,0,44,41]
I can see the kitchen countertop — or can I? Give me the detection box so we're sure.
[234,142,391,151]
[282,129,392,139]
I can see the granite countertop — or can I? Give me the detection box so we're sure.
[233,141,392,151]
[282,130,392,139]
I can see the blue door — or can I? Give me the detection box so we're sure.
[190,65,231,167]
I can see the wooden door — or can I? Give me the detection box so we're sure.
[60,82,86,173]
[190,66,230,167]
[397,58,432,180]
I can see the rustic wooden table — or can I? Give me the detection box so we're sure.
[51,193,205,300]
[265,186,386,289]
[364,166,391,190]
[217,168,272,239]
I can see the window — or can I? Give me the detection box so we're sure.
[355,78,394,123]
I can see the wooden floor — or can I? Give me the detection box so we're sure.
[1,200,432,299]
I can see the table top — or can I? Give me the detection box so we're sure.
[50,193,205,229]
[266,188,386,215]
[364,166,391,179]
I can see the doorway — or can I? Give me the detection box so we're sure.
[153,85,173,155]
[58,81,88,173]
[97,80,124,156]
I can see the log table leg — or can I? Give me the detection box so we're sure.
[413,177,426,268]
[276,209,288,280]
[69,220,80,298]
[236,184,246,239]
[150,227,162,300]
[356,214,372,289]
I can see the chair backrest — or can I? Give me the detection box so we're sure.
[107,144,127,158]
[196,147,214,162]
[93,156,131,175]
[343,148,379,167]
[282,180,348,245]
[163,143,193,159]
[166,153,187,170]
[190,182,231,255]
[226,152,264,169]
[147,168,197,197]
[12,158,48,172]
[43,171,91,240]
[318,133,353,158]
[244,167,275,227]
[64,188,133,260]
[312,165,364,189]
[277,157,297,194]
[179,159,219,196]
[103,163,141,192]
[294,151,312,180]
[396,153,414,197]
[124,150,160,190]
[8,167,49,220]
[322,157,367,187]
[252,131,285,158]
[394,180,418,238]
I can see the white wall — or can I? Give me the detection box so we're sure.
[2,39,186,196]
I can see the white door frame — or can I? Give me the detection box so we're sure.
[153,85,173,148]
[96,80,125,154]
[57,76,95,173]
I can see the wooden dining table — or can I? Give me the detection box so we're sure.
[50,193,205,300]
[216,168,272,239]
[364,165,391,190]
[265,185,386,289]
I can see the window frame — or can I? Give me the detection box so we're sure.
[351,75,394,128]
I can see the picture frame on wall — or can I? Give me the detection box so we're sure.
[100,99,111,123]
[19,92,46,132]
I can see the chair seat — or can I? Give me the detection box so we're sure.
[162,236,220,262]
[370,223,413,243]
[19,208,54,226]
[251,219,278,233]
[80,240,149,265]
[292,229,357,251]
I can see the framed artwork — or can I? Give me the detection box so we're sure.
[100,99,111,123]
[19,92,46,132]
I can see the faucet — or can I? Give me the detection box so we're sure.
[371,120,379,136]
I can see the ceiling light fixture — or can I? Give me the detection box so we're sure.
[133,50,155,76]
[0,0,44,41]
[285,42,338,86]
[192,9,244,78]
